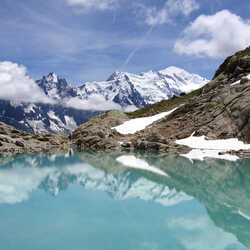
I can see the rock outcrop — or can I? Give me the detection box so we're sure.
[0,122,69,154]
[71,110,129,151]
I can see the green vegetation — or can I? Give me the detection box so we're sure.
[235,46,250,58]
[128,88,202,118]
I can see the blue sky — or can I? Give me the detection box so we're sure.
[0,0,250,84]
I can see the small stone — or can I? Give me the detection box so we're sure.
[15,141,24,147]
[240,77,250,85]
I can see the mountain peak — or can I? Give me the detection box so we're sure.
[159,66,188,75]
[36,72,74,100]
[45,72,59,83]
[106,71,130,81]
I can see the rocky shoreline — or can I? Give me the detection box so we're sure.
[0,122,69,154]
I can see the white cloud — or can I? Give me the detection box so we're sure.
[166,0,199,16]
[143,6,170,26]
[174,10,250,58]
[0,61,53,104]
[66,0,117,11]
[139,0,199,26]
[65,95,122,111]
[123,105,137,112]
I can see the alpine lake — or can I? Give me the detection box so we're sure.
[0,151,250,250]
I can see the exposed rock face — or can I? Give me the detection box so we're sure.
[0,122,69,154]
[214,46,250,79]
[71,110,129,151]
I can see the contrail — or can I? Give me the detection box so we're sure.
[112,10,117,24]
[120,25,154,70]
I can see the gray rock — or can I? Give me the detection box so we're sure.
[15,141,24,147]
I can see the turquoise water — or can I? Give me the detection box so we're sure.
[0,152,250,250]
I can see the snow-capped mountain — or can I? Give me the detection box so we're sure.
[76,66,208,108]
[0,67,208,134]
[0,100,100,134]
[36,72,77,100]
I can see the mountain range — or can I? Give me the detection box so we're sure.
[0,67,208,134]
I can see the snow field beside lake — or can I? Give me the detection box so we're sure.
[176,133,250,161]
[176,134,250,151]
[113,107,178,135]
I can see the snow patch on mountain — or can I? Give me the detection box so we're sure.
[24,104,36,114]
[48,111,78,133]
[26,119,47,134]
[64,116,77,131]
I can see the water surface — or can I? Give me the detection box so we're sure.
[0,152,250,250]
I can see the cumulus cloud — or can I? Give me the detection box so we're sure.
[139,0,199,26]
[0,61,53,104]
[174,10,250,58]
[65,95,122,111]
[66,0,117,11]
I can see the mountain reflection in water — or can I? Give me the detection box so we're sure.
[0,152,249,250]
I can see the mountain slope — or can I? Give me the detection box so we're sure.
[0,100,100,134]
